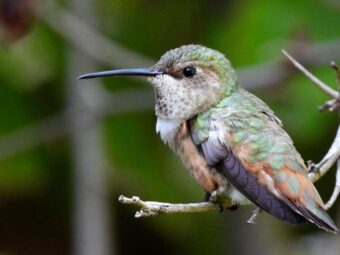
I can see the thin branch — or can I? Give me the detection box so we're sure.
[325,159,340,210]
[34,1,153,69]
[281,50,339,99]
[118,195,233,217]
[308,125,340,182]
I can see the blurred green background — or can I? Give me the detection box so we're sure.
[0,0,339,254]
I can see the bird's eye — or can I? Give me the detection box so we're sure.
[183,67,197,77]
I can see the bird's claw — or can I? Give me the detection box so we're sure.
[209,190,218,203]
[319,98,340,112]
[247,208,262,224]
[209,186,226,202]
[307,160,320,174]
[208,187,227,212]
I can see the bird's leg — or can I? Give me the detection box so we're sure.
[247,207,262,224]
[209,186,226,202]
[203,192,211,202]
[307,160,319,175]
[318,98,340,112]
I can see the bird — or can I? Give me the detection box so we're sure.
[79,44,338,233]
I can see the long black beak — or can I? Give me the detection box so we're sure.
[78,68,163,79]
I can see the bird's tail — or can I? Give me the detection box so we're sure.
[294,203,338,234]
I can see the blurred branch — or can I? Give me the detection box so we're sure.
[282,50,340,210]
[34,1,153,69]
[322,0,340,10]
[66,0,113,254]
[240,38,340,89]
[0,88,153,161]
[118,195,233,217]
[0,112,68,159]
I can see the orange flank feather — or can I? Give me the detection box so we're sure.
[234,142,337,233]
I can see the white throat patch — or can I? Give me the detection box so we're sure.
[156,118,181,146]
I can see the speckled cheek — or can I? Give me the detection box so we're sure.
[151,72,222,121]
[153,75,195,120]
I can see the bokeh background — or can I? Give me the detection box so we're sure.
[0,0,340,254]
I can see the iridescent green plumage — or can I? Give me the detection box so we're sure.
[192,88,305,173]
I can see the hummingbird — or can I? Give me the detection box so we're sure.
[79,44,338,233]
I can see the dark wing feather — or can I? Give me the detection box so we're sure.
[200,140,306,225]
[199,138,340,232]
[221,150,305,225]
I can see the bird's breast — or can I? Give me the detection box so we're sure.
[173,121,228,193]
[156,118,226,192]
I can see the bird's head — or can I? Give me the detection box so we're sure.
[79,45,239,121]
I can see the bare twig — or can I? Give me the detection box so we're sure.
[325,159,340,210]
[308,125,340,182]
[118,195,233,217]
[281,50,339,99]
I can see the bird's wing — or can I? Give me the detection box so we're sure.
[191,107,338,233]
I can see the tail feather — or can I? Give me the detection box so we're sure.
[216,150,338,233]
[216,155,306,226]
[295,204,338,234]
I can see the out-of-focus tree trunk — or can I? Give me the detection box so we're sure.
[66,0,113,254]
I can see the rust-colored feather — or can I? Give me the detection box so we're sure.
[237,146,337,233]
[174,122,227,193]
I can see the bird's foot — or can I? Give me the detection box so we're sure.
[307,160,320,174]
[247,207,262,224]
[319,98,340,112]
[203,192,211,202]
[208,187,227,212]
[209,186,226,202]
